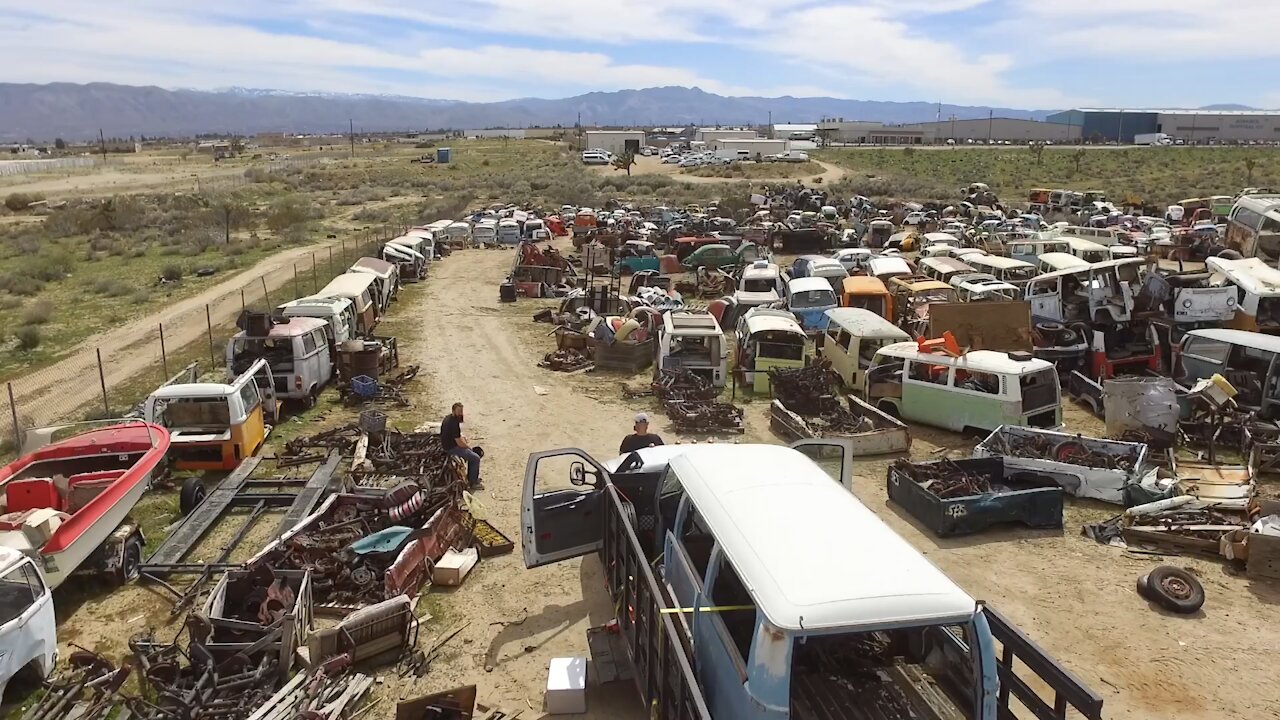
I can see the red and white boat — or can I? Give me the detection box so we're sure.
[0,422,169,588]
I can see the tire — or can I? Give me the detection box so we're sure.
[302,388,318,409]
[117,535,143,586]
[1143,565,1205,614]
[180,477,207,516]
[876,400,900,418]
[1052,439,1089,464]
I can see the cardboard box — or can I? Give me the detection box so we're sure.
[432,547,478,586]
[1220,528,1249,561]
[546,657,587,715]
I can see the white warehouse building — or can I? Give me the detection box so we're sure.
[583,130,646,155]
[710,138,790,156]
[696,128,758,143]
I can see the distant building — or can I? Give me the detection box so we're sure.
[583,130,646,155]
[901,118,1079,143]
[696,128,758,143]
[772,123,818,141]
[1047,108,1280,144]
[710,138,790,156]
[467,128,526,139]
[815,121,928,145]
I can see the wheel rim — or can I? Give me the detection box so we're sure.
[124,544,141,580]
[1160,575,1193,600]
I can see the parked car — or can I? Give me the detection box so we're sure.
[0,547,57,702]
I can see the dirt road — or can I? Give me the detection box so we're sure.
[590,154,847,184]
[390,243,1279,719]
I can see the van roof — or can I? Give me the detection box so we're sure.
[669,444,976,631]
[1187,328,1280,353]
[920,257,973,272]
[788,276,836,294]
[744,309,805,336]
[841,275,889,294]
[280,296,351,312]
[242,317,327,338]
[1032,257,1146,283]
[150,381,237,399]
[868,257,911,273]
[1206,257,1280,294]
[319,272,376,298]
[351,257,395,276]
[1037,252,1089,270]
[824,308,909,338]
[663,312,723,335]
[969,255,1034,270]
[876,342,1054,374]
[0,546,27,574]
[1063,237,1107,251]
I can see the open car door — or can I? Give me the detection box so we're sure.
[788,438,857,490]
[522,448,611,568]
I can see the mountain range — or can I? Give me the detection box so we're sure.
[0,82,1261,142]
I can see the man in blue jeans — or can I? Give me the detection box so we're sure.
[440,402,482,490]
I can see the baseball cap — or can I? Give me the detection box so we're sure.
[634,412,650,424]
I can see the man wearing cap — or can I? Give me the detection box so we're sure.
[619,413,664,454]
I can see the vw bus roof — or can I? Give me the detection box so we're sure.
[875,342,1053,374]
[824,308,910,339]
[668,444,976,631]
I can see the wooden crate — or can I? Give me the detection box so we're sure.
[1248,532,1280,580]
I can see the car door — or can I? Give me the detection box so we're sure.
[522,449,611,568]
[788,438,856,489]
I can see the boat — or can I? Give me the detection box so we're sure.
[0,422,170,588]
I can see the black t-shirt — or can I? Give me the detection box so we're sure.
[619,433,664,454]
[440,414,462,450]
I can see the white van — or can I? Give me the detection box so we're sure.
[227,316,333,407]
[966,255,1037,287]
[1036,252,1089,276]
[1064,237,1111,264]
[819,308,910,394]
[278,296,357,348]
[0,547,57,700]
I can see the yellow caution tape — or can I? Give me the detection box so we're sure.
[660,605,755,614]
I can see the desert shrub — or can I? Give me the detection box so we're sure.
[0,274,44,296]
[23,248,75,282]
[14,325,40,350]
[0,296,22,310]
[265,196,320,234]
[4,193,42,211]
[91,278,132,297]
[20,300,53,325]
[161,264,184,281]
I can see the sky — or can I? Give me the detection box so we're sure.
[0,0,1274,109]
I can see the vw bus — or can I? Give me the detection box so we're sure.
[819,308,910,394]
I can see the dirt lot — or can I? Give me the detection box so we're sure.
[381,240,1280,719]
[20,236,1280,719]
[589,153,847,184]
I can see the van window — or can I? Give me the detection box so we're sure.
[956,370,1001,395]
[707,554,753,666]
[846,295,885,315]
[834,330,853,351]
[0,561,43,625]
[906,359,950,385]
[1182,336,1231,364]
[1021,370,1059,410]
[238,379,260,411]
[302,332,317,355]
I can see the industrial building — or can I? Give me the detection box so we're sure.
[709,137,790,156]
[1046,109,1280,144]
[815,120,929,145]
[582,130,646,155]
[773,123,817,140]
[901,118,1079,143]
[695,128,758,143]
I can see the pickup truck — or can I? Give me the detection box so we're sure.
[523,442,1104,720]
[765,150,810,163]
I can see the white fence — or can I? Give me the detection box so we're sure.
[0,157,96,176]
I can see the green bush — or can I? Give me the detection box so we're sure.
[0,295,22,310]
[0,274,45,296]
[14,325,40,350]
[161,264,184,282]
[265,196,320,234]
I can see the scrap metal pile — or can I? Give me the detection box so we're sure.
[285,425,462,489]
[339,365,419,406]
[890,458,993,498]
[130,618,280,720]
[540,348,592,372]
[987,431,1141,473]
[248,658,374,720]
[19,650,130,720]
[653,369,742,433]
[769,362,877,434]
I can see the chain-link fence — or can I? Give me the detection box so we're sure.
[2,225,405,453]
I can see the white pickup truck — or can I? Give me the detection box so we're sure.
[766,150,810,163]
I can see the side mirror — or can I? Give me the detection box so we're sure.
[569,462,587,486]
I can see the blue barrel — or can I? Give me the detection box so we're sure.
[437,147,452,164]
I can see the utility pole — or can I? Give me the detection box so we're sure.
[768,110,773,139]
[987,110,994,144]
[349,118,355,158]
[98,128,107,160]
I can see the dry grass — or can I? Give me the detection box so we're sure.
[819,146,1280,205]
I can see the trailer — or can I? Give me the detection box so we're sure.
[769,395,910,456]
